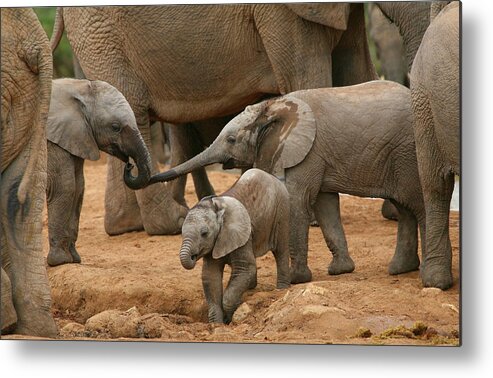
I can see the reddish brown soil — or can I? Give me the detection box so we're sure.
[24,158,460,345]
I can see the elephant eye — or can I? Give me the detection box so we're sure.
[226,135,236,144]
[111,122,122,133]
[200,227,208,237]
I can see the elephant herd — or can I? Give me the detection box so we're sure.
[0,2,460,337]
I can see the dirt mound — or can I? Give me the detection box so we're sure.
[40,160,460,345]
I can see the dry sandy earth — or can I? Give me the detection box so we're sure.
[11,158,461,345]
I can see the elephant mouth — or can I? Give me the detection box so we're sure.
[107,144,129,163]
[222,158,251,170]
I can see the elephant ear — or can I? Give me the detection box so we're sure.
[286,3,351,30]
[212,196,252,260]
[255,94,316,175]
[46,79,100,161]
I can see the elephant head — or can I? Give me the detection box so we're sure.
[47,78,152,190]
[146,94,316,184]
[179,196,251,270]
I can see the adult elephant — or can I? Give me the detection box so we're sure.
[375,1,432,73]
[1,8,57,337]
[368,1,432,221]
[51,3,378,236]
[368,3,408,86]
[410,1,459,289]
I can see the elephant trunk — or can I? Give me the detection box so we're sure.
[179,238,196,270]
[123,132,153,190]
[147,146,224,185]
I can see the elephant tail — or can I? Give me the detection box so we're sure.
[50,7,64,52]
[17,37,53,205]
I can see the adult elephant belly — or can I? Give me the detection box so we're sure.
[60,4,362,235]
[124,6,282,122]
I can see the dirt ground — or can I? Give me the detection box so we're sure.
[16,158,462,345]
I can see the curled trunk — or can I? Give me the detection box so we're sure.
[123,133,152,190]
[179,238,195,270]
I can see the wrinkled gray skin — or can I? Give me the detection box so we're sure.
[180,169,290,323]
[51,4,378,236]
[410,2,459,290]
[1,8,57,337]
[375,2,432,72]
[149,81,426,285]
[365,1,434,222]
[46,78,152,267]
[368,3,408,86]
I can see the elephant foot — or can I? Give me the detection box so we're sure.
[69,243,82,264]
[208,306,225,324]
[420,264,453,290]
[276,281,290,289]
[290,264,313,284]
[15,315,58,338]
[389,253,420,275]
[248,273,258,290]
[381,199,399,221]
[104,211,145,236]
[47,247,74,267]
[141,211,186,236]
[328,255,355,275]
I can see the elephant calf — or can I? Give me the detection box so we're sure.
[46,78,151,266]
[179,168,291,324]
[148,80,427,286]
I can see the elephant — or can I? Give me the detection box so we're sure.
[368,3,408,86]
[50,3,378,236]
[45,78,152,267]
[410,1,459,290]
[179,168,290,324]
[375,2,432,73]
[146,80,427,285]
[1,8,57,337]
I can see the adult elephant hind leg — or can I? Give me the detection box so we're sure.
[388,201,420,275]
[104,156,144,235]
[313,192,355,275]
[413,89,454,290]
[1,267,17,334]
[0,148,57,337]
[168,123,215,205]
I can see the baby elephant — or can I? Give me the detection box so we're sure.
[149,80,427,286]
[179,168,291,324]
[46,78,151,266]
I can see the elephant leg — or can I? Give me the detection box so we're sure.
[0,146,57,337]
[46,146,78,267]
[420,173,454,289]
[167,123,189,207]
[288,192,313,284]
[105,155,144,235]
[202,256,225,323]
[314,192,355,275]
[413,90,454,290]
[169,123,215,204]
[150,121,169,165]
[388,201,420,275]
[381,199,399,221]
[1,267,17,334]
[68,158,85,264]
[223,244,257,324]
[272,212,291,289]
[105,107,188,235]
